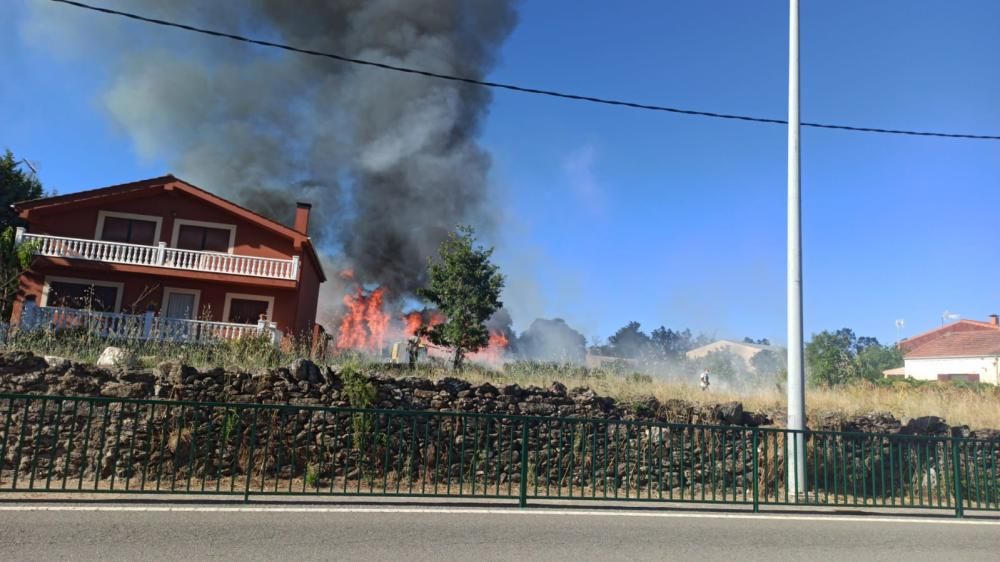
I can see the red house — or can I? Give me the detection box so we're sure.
[10,175,325,344]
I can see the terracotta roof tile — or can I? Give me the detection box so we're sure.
[906,331,1000,359]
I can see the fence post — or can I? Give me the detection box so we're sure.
[156,242,166,265]
[14,226,25,246]
[244,407,259,503]
[951,437,964,518]
[752,429,759,513]
[21,297,38,330]
[290,255,300,280]
[142,308,155,339]
[519,419,529,508]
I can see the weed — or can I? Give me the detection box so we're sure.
[305,463,320,489]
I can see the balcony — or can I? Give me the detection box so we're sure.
[15,228,299,281]
[17,302,282,346]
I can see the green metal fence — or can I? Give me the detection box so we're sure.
[0,393,997,516]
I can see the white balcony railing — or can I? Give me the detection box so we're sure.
[18,303,282,346]
[15,228,299,281]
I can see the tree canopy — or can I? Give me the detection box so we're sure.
[1,227,37,322]
[417,226,505,369]
[805,328,902,386]
[1,149,44,231]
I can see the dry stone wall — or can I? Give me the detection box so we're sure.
[0,352,997,502]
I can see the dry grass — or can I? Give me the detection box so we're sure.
[404,362,1000,429]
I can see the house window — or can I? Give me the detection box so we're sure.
[162,288,202,320]
[938,373,980,383]
[177,225,231,252]
[43,277,123,312]
[223,293,274,325]
[96,211,162,245]
[171,219,236,253]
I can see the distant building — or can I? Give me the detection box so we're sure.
[685,340,781,370]
[897,315,1000,384]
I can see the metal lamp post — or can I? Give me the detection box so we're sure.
[786,0,807,498]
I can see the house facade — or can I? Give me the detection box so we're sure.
[10,175,325,343]
[896,316,1000,384]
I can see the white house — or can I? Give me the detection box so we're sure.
[898,316,1000,384]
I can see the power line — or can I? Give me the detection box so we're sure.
[50,0,1000,141]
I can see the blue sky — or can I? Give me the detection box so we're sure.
[4,1,1000,345]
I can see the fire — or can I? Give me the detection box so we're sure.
[336,287,389,352]
[403,310,445,337]
[404,312,423,337]
[332,281,510,364]
[469,329,510,364]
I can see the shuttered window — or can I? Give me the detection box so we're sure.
[100,216,157,245]
[176,225,231,253]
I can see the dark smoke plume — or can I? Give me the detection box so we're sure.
[24,0,518,301]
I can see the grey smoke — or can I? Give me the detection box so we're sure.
[23,0,518,301]
[516,318,587,364]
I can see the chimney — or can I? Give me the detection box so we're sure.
[294,202,311,234]
[990,314,999,327]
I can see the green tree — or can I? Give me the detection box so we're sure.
[418,226,505,370]
[805,329,900,387]
[1,149,44,231]
[603,321,652,358]
[650,326,704,360]
[805,329,859,387]
[855,344,904,382]
[1,227,37,322]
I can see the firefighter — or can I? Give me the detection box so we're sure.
[406,337,420,370]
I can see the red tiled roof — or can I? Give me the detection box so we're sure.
[906,331,1000,359]
[899,319,1000,352]
[14,175,327,282]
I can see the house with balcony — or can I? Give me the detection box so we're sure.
[9,175,326,345]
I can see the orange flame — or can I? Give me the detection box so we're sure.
[404,312,423,337]
[469,329,510,364]
[403,310,444,338]
[336,287,389,352]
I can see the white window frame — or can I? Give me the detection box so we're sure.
[40,275,125,312]
[222,293,275,324]
[161,287,202,320]
[94,210,163,245]
[170,219,237,254]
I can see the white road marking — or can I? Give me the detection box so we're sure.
[0,504,995,525]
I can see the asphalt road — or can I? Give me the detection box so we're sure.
[0,505,998,561]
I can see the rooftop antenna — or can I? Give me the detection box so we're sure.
[941,310,960,326]
[894,319,905,341]
[14,158,38,176]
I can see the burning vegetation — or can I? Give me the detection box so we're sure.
[332,280,511,365]
[330,227,510,368]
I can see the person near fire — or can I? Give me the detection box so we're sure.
[699,369,710,392]
[406,336,420,370]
